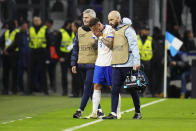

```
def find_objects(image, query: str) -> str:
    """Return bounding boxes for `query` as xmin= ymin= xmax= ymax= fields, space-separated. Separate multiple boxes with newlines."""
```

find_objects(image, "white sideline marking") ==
xmin=1 ymin=116 xmax=32 ymax=125
xmin=63 ymin=99 xmax=167 ymax=131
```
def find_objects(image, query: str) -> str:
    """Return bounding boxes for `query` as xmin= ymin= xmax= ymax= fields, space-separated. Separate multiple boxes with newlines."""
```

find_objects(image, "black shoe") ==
xmin=132 ymin=113 xmax=142 ymax=119
xmin=97 ymin=110 xmax=105 ymax=118
xmin=73 ymin=110 xmax=82 ymax=118
xmin=102 ymin=113 xmax=117 ymax=119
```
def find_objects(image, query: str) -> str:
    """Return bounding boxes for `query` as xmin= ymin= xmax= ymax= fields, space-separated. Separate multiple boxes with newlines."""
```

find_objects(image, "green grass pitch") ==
xmin=0 ymin=95 xmax=196 ymax=131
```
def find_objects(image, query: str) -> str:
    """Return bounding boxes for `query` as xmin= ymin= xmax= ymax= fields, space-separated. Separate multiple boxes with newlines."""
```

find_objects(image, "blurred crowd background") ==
xmin=0 ymin=0 xmax=196 ymax=98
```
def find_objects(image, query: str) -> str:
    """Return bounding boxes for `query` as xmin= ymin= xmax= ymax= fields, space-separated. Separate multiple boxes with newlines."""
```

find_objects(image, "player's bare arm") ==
xmin=100 ymin=37 xmax=113 ymax=49
xmin=91 ymin=38 xmax=98 ymax=49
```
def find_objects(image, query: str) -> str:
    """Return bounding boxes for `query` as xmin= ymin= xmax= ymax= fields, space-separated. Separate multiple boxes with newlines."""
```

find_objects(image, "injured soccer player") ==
xmin=85 ymin=17 xmax=121 ymax=119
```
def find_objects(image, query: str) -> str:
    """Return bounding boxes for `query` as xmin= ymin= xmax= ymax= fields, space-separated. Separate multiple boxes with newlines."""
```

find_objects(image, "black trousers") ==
xmin=72 ymin=70 xmax=83 ymax=97
xmin=112 ymin=67 xmax=140 ymax=113
xmin=18 ymin=63 xmax=28 ymax=92
xmin=60 ymin=53 xmax=72 ymax=95
xmin=28 ymin=50 xmax=48 ymax=94
xmin=151 ymin=64 xmax=164 ymax=95
xmin=47 ymin=59 xmax=57 ymax=92
xmin=2 ymin=53 xmax=18 ymax=94
xmin=141 ymin=60 xmax=153 ymax=95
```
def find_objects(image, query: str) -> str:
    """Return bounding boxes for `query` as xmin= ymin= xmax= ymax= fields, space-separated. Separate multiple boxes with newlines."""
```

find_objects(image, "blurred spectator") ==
xmin=0 ymin=21 xmax=9 ymax=36
xmin=28 ymin=17 xmax=49 ymax=95
xmin=137 ymin=24 xmax=153 ymax=96
xmin=170 ymin=24 xmax=182 ymax=40
xmin=45 ymin=19 xmax=53 ymax=30
xmin=168 ymin=50 xmax=190 ymax=98
xmin=182 ymin=30 xmax=196 ymax=52
xmin=14 ymin=19 xmax=19 ymax=28
xmin=0 ymin=21 xmax=9 ymax=86
xmin=0 ymin=22 xmax=8 ymax=83
xmin=44 ymin=19 xmax=58 ymax=92
xmin=6 ymin=21 xmax=30 ymax=93
xmin=186 ymin=0 xmax=196 ymax=37
xmin=0 ymin=36 xmax=2 ymax=68
xmin=0 ymin=20 xmax=19 ymax=94
xmin=151 ymin=27 xmax=164 ymax=96
xmin=71 ymin=21 xmax=83 ymax=97
xmin=71 ymin=21 xmax=80 ymax=33
xmin=0 ymin=37 xmax=1 ymax=72
xmin=56 ymin=20 xmax=75 ymax=96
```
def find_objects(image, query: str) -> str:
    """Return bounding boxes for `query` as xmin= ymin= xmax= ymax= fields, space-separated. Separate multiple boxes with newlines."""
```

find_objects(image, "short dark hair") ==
xmin=20 ymin=20 xmax=29 ymax=26
xmin=46 ymin=19 xmax=53 ymax=24
xmin=63 ymin=19 xmax=73 ymax=28
xmin=73 ymin=21 xmax=80 ymax=29
xmin=89 ymin=18 xmax=100 ymax=27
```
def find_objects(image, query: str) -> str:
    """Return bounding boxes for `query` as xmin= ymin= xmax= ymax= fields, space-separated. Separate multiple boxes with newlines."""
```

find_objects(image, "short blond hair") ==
xmin=108 ymin=10 xmax=121 ymax=20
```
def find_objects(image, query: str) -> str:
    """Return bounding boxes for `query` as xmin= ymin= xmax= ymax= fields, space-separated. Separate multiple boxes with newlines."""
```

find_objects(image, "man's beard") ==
xmin=113 ymin=21 xmax=119 ymax=28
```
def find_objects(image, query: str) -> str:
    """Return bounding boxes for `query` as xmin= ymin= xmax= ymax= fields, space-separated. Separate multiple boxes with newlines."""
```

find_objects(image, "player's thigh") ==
xmin=93 ymin=65 xmax=105 ymax=86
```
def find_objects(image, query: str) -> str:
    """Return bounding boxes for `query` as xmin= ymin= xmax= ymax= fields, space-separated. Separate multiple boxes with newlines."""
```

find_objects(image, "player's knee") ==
xmin=111 ymin=86 xmax=120 ymax=95
xmin=94 ymin=84 xmax=102 ymax=90
xmin=109 ymin=86 xmax=112 ymax=90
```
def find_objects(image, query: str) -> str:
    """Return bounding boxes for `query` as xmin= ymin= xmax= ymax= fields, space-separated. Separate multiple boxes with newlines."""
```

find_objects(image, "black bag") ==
xmin=124 ymin=69 xmax=149 ymax=93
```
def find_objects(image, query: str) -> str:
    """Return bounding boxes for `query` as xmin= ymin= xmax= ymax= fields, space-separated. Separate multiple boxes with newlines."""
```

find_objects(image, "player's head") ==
xmin=108 ymin=10 xmax=121 ymax=28
xmin=89 ymin=17 xmax=103 ymax=37
xmin=83 ymin=9 xmax=96 ymax=26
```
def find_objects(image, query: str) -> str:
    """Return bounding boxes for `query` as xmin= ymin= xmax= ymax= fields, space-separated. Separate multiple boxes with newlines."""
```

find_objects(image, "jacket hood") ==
xmin=122 ymin=17 xmax=132 ymax=25
xmin=117 ymin=17 xmax=132 ymax=29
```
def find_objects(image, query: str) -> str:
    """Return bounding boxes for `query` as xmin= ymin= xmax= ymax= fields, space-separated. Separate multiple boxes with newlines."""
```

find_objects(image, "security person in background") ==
xmin=56 ymin=20 xmax=75 ymax=96
xmin=0 ymin=21 xmax=19 ymax=94
xmin=28 ymin=16 xmax=49 ymax=95
xmin=6 ymin=21 xmax=30 ymax=94
xmin=137 ymin=25 xmax=153 ymax=96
